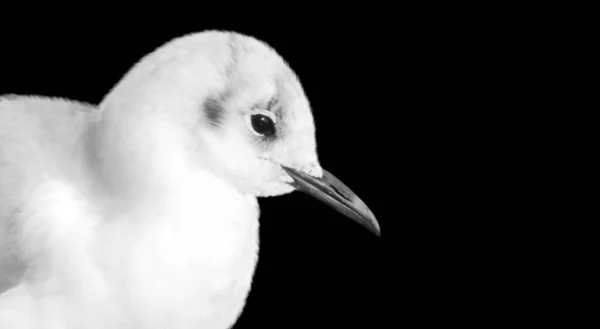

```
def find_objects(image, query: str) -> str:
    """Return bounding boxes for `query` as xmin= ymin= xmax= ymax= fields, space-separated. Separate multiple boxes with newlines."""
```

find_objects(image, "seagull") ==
xmin=0 ymin=30 xmax=380 ymax=328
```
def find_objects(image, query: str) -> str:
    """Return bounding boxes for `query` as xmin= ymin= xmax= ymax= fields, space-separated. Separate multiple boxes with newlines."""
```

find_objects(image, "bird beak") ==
xmin=282 ymin=166 xmax=381 ymax=236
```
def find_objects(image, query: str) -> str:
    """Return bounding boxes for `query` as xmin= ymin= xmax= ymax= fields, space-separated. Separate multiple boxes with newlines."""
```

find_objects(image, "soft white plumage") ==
xmin=0 ymin=30 xmax=379 ymax=328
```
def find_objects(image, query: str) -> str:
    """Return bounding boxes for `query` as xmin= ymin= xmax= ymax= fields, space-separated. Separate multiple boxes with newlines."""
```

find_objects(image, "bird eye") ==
xmin=250 ymin=114 xmax=276 ymax=137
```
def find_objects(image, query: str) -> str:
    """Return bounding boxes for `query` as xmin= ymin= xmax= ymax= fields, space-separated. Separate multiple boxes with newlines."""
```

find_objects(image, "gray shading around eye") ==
xmin=203 ymin=96 xmax=225 ymax=128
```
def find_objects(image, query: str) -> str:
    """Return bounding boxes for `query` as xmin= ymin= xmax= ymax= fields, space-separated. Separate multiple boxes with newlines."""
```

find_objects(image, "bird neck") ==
xmin=87 ymin=107 xmax=249 ymax=222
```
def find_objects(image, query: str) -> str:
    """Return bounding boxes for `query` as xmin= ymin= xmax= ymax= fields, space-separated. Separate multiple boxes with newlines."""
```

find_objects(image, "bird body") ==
xmin=0 ymin=96 xmax=260 ymax=328
xmin=0 ymin=30 xmax=379 ymax=328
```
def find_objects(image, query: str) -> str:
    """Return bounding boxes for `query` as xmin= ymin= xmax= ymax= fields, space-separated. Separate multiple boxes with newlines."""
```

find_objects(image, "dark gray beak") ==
xmin=282 ymin=166 xmax=380 ymax=236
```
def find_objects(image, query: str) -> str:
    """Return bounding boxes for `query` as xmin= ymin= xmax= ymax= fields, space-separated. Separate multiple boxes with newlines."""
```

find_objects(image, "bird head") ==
xmin=97 ymin=31 xmax=380 ymax=235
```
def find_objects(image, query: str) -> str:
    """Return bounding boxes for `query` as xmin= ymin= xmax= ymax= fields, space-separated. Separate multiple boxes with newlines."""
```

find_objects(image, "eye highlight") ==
xmin=247 ymin=110 xmax=276 ymax=137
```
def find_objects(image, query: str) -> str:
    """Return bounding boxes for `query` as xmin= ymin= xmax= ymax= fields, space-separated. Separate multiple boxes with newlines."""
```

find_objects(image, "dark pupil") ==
xmin=251 ymin=114 xmax=275 ymax=136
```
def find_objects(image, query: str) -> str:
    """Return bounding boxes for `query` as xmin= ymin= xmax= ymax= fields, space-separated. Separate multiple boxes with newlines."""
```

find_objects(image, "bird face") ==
xmin=196 ymin=44 xmax=321 ymax=199
xmin=191 ymin=35 xmax=379 ymax=235
xmin=99 ymin=31 xmax=379 ymax=235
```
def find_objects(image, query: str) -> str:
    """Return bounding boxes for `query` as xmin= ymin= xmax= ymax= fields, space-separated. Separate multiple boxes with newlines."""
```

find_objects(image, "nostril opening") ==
xmin=330 ymin=184 xmax=352 ymax=202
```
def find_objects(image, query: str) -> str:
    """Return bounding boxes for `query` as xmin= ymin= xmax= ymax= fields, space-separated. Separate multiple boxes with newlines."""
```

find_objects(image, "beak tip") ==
xmin=360 ymin=206 xmax=381 ymax=237
xmin=373 ymin=224 xmax=381 ymax=237
xmin=366 ymin=217 xmax=381 ymax=237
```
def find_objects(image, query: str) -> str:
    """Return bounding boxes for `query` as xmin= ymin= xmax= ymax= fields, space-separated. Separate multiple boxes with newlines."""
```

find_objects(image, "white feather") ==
xmin=0 ymin=30 xmax=322 ymax=328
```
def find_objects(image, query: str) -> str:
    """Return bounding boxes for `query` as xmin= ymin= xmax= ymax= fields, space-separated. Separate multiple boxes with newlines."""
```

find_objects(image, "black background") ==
xmin=1 ymin=22 xmax=400 ymax=327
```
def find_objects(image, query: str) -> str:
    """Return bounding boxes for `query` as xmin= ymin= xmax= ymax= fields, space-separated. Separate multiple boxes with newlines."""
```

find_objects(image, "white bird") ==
xmin=0 ymin=30 xmax=380 ymax=328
